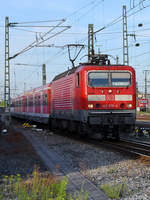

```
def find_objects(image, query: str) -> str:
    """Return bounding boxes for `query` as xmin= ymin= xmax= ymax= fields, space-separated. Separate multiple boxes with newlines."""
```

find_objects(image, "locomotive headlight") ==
xmin=108 ymin=89 xmax=112 ymax=93
xmin=88 ymin=104 xmax=94 ymax=109
xmin=127 ymin=103 xmax=132 ymax=108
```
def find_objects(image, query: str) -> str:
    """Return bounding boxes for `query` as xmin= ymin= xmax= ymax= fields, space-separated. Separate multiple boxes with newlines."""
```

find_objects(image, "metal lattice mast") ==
xmin=143 ymin=70 xmax=150 ymax=99
xmin=4 ymin=16 xmax=10 ymax=112
xmin=88 ymin=24 xmax=94 ymax=63
xmin=42 ymin=64 xmax=46 ymax=85
xmin=123 ymin=5 xmax=129 ymax=65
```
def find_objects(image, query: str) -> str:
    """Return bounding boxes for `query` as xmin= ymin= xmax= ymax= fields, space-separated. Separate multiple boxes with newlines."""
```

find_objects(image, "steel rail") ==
xmin=101 ymin=140 xmax=150 ymax=163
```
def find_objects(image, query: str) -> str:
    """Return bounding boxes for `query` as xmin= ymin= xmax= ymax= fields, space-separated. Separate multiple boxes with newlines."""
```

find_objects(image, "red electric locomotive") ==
xmin=50 ymin=55 xmax=136 ymax=139
xmin=11 ymin=55 xmax=136 ymax=139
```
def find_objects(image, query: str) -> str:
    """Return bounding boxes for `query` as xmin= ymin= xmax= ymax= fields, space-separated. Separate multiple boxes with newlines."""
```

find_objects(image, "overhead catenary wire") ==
xmin=8 ymin=0 xmax=150 ymax=60
xmin=73 ymin=0 xmax=104 ymax=23
xmin=94 ymin=0 xmax=149 ymax=34
xmin=9 ymin=19 xmax=65 ymax=25
xmin=51 ymin=0 xmax=149 ymax=62
xmin=66 ymin=0 xmax=104 ymax=19
xmin=102 ymin=40 xmax=150 ymax=53
xmin=11 ymin=27 xmax=43 ymax=33
xmin=131 ymin=50 xmax=150 ymax=58
xmin=9 ymin=19 xmax=71 ymax=60
xmin=5 ymin=1 xmax=150 ymax=86
xmin=10 ymin=25 xmax=71 ymax=28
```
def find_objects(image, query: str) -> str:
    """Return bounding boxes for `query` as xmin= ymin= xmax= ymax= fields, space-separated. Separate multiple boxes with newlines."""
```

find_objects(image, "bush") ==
xmin=0 ymin=167 xmax=89 ymax=200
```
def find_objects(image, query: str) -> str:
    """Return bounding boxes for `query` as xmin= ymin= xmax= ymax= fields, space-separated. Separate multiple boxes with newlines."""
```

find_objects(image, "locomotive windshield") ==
xmin=88 ymin=71 xmax=131 ymax=87
xmin=88 ymin=72 xmax=108 ymax=87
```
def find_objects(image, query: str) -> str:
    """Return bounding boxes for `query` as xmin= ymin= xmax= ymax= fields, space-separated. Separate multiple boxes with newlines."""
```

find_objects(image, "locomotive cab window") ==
xmin=88 ymin=72 xmax=108 ymax=87
xmin=111 ymin=72 xmax=131 ymax=87
xmin=88 ymin=71 xmax=131 ymax=87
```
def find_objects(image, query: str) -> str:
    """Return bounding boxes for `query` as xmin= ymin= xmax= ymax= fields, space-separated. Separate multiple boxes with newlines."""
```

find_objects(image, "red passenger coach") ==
xmin=11 ymin=83 xmax=51 ymax=124
xmin=50 ymin=62 xmax=136 ymax=139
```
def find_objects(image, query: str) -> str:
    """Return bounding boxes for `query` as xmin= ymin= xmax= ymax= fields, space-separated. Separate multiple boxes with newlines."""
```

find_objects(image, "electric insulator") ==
xmin=138 ymin=23 xmax=143 ymax=27
xmin=135 ymin=43 xmax=140 ymax=47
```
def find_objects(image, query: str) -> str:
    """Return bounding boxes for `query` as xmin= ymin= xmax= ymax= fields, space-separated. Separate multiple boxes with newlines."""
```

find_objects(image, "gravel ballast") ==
xmin=1 ymin=123 xmax=150 ymax=200
xmin=30 ymin=129 xmax=150 ymax=200
xmin=0 ymin=128 xmax=47 ymax=178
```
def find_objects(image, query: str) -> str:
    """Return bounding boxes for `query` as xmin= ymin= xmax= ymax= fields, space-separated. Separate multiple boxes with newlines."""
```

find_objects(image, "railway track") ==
xmin=100 ymin=139 xmax=150 ymax=163
xmin=59 ymin=130 xmax=150 ymax=163
xmin=13 ymin=118 xmax=150 ymax=164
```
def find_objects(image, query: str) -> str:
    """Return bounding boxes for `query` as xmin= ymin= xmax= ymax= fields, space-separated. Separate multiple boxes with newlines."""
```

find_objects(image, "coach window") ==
xmin=25 ymin=98 xmax=27 ymax=107
xmin=37 ymin=97 xmax=39 ymax=105
xmin=45 ymin=94 xmax=47 ymax=105
xmin=42 ymin=95 xmax=45 ymax=105
xmin=38 ymin=96 xmax=40 ymax=106
xmin=29 ymin=97 xmax=32 ymax=106
xmin=76 ymin=72 xmax=80 ymax=87
xmin=34 ymin=96 xmax=37 ymax=105
xmin=36 ymin=97 xmax=37 ymax=105
xmin=30 ymin=97 xmax=33 ymax=106
xmin=36 ymin=96 xmax=38 ymax=105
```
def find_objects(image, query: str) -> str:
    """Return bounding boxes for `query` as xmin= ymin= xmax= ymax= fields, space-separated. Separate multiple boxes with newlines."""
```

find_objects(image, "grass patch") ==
xmin=107 ymin=167 xmax=117 ymax=174
xmin=100 ymin=182 xmax=127 ymax=199
xmin=0 ymin=167 xmax=89 ymax=200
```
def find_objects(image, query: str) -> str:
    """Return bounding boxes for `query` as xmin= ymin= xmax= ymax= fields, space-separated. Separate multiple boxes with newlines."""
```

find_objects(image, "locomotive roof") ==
xmin=52 ymin=66 xmax=78 ymax=81
xmin=52 ymin=64 xmax=133 ymax=81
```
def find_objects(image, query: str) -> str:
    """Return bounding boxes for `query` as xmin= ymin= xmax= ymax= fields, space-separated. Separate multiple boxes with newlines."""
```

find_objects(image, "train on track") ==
xmin=11 ymin=54 xmax=136 ymax=139
xmin=137 ymin=98 xmax=148 ymax=112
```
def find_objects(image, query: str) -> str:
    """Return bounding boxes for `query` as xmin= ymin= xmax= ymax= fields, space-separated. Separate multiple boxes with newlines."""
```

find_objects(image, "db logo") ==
xmin=106 ymin=95 xmax=114 ymax=101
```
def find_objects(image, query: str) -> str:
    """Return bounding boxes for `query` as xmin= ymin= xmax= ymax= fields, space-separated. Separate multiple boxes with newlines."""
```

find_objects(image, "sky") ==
xmin=1 ymin=0 xmax=150 ymax=98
